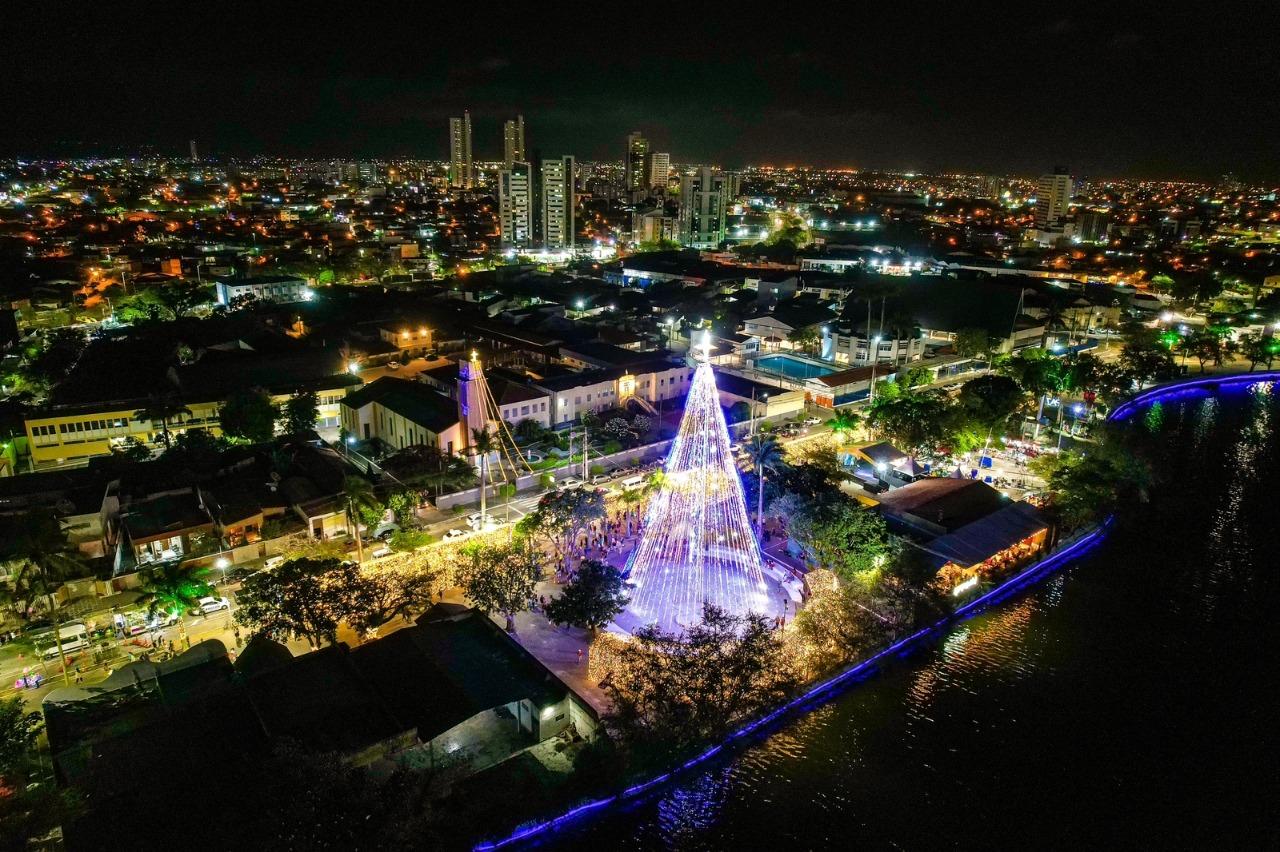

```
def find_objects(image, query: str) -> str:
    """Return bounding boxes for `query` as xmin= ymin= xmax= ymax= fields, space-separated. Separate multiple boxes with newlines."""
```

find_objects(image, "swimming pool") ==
xmin=755 ymin=354 xmax=837 ymax=380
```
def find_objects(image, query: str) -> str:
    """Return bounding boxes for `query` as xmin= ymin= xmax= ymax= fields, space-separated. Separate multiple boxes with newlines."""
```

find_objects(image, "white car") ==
xmin=465 ymin=512 xmax=484 ymax=528
xmin=557 ymin=477 xmax=584 ymax=491
xmin=371 ymin=545 xmax=392 ymax=559
xmin=803 ymin=417 xmax=821 ymax=426
xmin=197 ymin=596 xmax=230 ymax=615
xmin=444 ymin=528 xmax=467 ymax=540
xmin=590 ymin=473 xmax=611 ymax=486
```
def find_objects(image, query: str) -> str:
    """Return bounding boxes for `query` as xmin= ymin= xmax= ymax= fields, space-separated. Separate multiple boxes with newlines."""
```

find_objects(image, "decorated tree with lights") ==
xmin=624 ymin=337 xmax=771 ymax=633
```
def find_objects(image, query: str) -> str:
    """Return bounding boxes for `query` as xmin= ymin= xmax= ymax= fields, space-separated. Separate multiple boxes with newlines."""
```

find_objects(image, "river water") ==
xmin=551 ymin=382 xmax=1280 ymax=850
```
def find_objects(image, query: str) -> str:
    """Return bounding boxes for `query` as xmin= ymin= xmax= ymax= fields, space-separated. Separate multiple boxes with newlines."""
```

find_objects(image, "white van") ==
xmin=42 ymin=623 xmax=90 ymax=659
xmin=620 ymin=475 xmax=646 ymax=492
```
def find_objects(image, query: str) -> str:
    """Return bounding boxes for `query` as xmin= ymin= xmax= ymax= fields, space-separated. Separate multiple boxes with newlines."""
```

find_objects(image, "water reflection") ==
xmin=555 ymin=389 xmax=1280 ymax=851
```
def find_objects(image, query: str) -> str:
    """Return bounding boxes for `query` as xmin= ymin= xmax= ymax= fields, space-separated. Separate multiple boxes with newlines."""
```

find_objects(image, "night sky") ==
xmin=4 ymin=5 xmax=1278 ymax=179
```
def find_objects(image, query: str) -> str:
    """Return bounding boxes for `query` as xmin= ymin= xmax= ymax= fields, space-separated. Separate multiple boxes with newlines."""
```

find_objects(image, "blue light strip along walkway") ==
xmin=475 ymin=519 xmax=1114 ymax=850
xmin=1108 ymin=370 xmax=1280 ymax=422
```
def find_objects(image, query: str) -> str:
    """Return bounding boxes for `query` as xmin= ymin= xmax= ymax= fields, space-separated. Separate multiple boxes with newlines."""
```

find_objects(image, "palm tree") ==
xmin=343 ymin=475 xmax=379 ymax=564
xmin=133 ymin=393 xmax=192 ymax=449
xmin=747 ymin=434 xmax=784 ymax=542
xmin=471 ymin=426 xmax=497 ymax=528
xmin=0 ymin=510 xmax=85 ymax=683
xmin=828 ymin=410 xmax=861 ymax=442
xmin=138 ymin=562 xmax=214 ymax=619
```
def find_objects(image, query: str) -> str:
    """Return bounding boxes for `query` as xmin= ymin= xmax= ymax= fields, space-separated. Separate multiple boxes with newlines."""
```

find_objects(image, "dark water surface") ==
xmin=551 ymin=383 xmax=1280 ymax=850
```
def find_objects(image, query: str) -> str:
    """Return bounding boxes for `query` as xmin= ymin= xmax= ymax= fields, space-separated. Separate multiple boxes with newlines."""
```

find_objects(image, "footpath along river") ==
xmin=548 ymin=380 xmax=1280 ymax=850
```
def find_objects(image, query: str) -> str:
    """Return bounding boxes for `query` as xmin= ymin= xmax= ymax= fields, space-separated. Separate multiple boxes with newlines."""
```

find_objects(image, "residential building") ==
xmin=625 ymin=131 xmax=649 ymax=192
xmin=648 ymin=152 xmax=670 ymax=188
xmin=213 ymin=275 xmax=309 ymax=306
xmin=1035 ymin=168 xmax=1072 ymax=228
xmin=721 ymin=170 xmax=742 ymax=202
xmin=741 ymin=302 xmax=836 ymax=349
xmin=978 ymin=175 xmax=1004 ymax=200
xmin=498 ymin=161 xmax=533 ymax=248
xmin=449 ymin=111 xmax=473 ymax=189
xmin=632 ymin=207 xmax=678 ymax=244
xmin=679 ymin=168 xmax=728 ymax=249
xmin=823 ymin=327 xmax=926 ymax=366
xmin=503 ymin=115 xmax=525 ymax=166
xmin=528 ymin=359 xmax=693 ymax=426
xmin=1074 ymin=211 xmax=1111 ymax=243
xmin=541 ymin=156 xmax=575 ymax=250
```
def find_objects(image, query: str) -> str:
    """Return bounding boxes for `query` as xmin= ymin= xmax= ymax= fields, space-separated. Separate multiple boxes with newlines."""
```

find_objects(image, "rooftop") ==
xmin=875 ymin=477 xmax=1008 ymax=533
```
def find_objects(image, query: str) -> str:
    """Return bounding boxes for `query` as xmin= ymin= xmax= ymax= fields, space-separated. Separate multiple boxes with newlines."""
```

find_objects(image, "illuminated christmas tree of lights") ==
xmin=623 ymin=336 xmax=770 ymax=634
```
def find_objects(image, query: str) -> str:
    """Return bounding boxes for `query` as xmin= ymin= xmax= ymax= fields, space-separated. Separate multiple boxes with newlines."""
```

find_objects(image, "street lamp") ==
xmin=214 ymin=556 xmax=230 ymax=589
xmin=868 ymin=335 xmax=883 ymax=403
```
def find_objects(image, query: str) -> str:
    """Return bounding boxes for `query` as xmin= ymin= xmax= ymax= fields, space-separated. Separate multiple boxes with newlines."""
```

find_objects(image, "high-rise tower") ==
xmin=503 ymin=115 xmax=525 ymax=167
xmin=498 ymin=161 xmax=533 ymax=248
xmin=1035 ymin=167 xmax=1072 ymax=228
xmin=541 ymin=156 xmax=575 ymax=250
xmin=625 ymin=131 xmax=649 ymax=193
xmin=449 ymin=111 xmax=473 ymax=189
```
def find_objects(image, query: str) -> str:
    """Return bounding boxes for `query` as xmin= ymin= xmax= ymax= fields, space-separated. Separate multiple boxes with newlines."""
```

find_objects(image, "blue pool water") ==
xmin=755 ymin=354 xmax=836 ymax=380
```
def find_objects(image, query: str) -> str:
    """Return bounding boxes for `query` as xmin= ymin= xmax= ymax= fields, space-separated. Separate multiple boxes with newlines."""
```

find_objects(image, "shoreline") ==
xmin=474 ymin=519 xmax=1113 ymax=850
xmin=475 ymin=369 xmax=1279 ymax=850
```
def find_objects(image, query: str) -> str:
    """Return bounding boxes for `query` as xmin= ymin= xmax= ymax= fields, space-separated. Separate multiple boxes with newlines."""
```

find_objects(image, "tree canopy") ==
xmin=459 ymin=543 xmax=542 ymax=631
xmin=218 ymin=387 xmax=278 ymax=443
xmin=544 ymin=560 xmax=629 ymax=633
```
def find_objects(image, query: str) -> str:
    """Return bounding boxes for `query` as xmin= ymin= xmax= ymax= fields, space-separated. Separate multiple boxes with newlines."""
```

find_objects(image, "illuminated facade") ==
xmin=623 ymin=346 xmax=770 ymax=633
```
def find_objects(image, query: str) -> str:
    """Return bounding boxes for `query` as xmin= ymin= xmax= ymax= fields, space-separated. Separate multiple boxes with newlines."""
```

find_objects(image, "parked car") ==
xmin=803 ymin=416 xmax=822 ymax=426
xmin=372 ymin=521 xmax=399 ymax=541
xmin=388 ymin=360 xmax=402 ymax=370
xmin=444 ymin=528 xmax=467 ymax=540
xmin=197 ymin=596 xmax=231 ymax=615
xmin=264 ymin=555 xmax=285 ymax=570
xmin=465 ymin=512 xmax=484 ymax=528
xmin=370 ymin=545 xmax=392 ymax=559
xmin=590 ymin=473 xmax=611 ymax=486
xmin=557 ymin=476 xmax=584 ymax=491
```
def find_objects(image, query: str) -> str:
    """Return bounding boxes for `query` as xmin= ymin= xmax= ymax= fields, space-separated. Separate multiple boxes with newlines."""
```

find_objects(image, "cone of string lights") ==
xmin=622 ymin=333 xmax=770 ymax=634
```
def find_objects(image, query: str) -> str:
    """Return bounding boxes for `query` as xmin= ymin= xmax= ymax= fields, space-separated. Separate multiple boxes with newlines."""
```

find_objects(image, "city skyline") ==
xmin=2 ymin=7 xmax=1279 ymax=180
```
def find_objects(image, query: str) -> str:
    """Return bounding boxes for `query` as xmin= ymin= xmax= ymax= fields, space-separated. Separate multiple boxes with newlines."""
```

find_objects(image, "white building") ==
xmin=214 ymin=275 xmax=309 ymax=305
xmin=823 ymin=328 xmax=926 ymax=366
xmin=541 ymin=156 xmax=575 ymax=250
xmin=532 ymin=360 xmax=693 ymax=427
xmin=449 ymin=111 xmax=473 ymax=189
xmin=648 ymin=152 xmax=670 ymax=188
xmin=679 ymin=167 xmax=728 ymax=249
xmin=498 ymin=162 xmax=533 ymax=248
xmin=1035 ymin=170 xmax=1072 ymax=228
xmin=503 ymin=115 xmax=525 ymax=167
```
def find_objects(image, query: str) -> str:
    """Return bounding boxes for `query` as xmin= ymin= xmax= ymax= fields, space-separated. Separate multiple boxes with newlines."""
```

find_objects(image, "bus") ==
xmin=40 ymin=622 xmax=89 ymax=659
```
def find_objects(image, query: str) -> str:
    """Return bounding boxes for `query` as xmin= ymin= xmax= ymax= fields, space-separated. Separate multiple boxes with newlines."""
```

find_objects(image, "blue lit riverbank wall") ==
xmin=477 ymin=370 xmax=1280 ymax=850
xmin=1108 ymin=370 xmax=1280 ymax=422
xmin=474 ymin=520 xmax=1114 ymax=850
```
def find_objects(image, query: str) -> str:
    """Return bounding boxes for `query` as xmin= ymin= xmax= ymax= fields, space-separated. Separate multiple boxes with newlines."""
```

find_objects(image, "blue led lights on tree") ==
xmin=624 ymin=335 xmax=770 ymax=633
